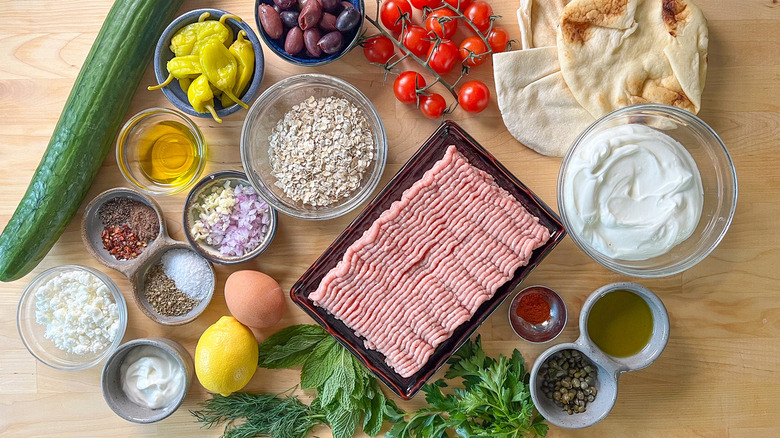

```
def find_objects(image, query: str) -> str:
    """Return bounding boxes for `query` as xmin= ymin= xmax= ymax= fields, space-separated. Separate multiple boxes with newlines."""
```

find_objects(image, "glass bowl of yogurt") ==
xmin=557 ymin=104 xmax=738 ymax=277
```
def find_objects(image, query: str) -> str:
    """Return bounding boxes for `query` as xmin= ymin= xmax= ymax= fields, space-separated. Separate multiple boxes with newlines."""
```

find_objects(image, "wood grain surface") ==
xmin=1 ymin=0 xmax=778 ymax=437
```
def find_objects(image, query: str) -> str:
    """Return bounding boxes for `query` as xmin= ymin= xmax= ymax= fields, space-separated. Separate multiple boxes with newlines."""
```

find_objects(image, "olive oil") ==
xmin=136 ymin=120 xmax=200 ymax=187
xmin=587 ymin=290 xmax=653 ymax=357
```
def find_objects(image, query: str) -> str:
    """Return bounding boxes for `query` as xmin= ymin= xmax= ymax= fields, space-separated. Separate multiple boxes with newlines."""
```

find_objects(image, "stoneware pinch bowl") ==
xmin=529 ymin=282 xmax=670 ymax=429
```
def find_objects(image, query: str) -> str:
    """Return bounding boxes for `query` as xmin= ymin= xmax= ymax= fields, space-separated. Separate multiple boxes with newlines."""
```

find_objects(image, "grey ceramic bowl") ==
xmin=131 ymin=243 xmax=215 ymax=326
xmin=101 ymin=338 xmax=194 ymax=423
xmin=183 ymin=170 xmax=278 ymax=265
xmin=81 ymin=188 xmax=215 ymax=325
xmin=153 ymin=8 xmax=265 ymax=120
xmin=529 ymin=282 xmax=670 ymax=429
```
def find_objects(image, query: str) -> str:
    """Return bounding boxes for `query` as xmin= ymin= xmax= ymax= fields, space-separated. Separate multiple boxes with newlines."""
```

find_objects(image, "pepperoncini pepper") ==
xmin=188 ymin=74 xmax=222 ymax=123
xmin=179 ymin=77 xmax=192 ymax=94
xmin=221 ymin=30 xmax=254 ymax=108
xmin=148 ymin=55 xmax=203 ymax=90
xmin=198 ymin=39 xmax=248 ymax=109
xmin=170 ymin=13 xmax=242 ymax=56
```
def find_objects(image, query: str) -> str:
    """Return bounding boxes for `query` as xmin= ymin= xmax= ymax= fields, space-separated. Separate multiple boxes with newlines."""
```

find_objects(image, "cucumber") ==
xmin=0 ymin=0 xmax=183 ymax=282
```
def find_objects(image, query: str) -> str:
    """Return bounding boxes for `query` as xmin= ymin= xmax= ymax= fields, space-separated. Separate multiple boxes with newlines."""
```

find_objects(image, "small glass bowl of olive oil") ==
xmin=116 ymin=108 xmax=207 ymax=196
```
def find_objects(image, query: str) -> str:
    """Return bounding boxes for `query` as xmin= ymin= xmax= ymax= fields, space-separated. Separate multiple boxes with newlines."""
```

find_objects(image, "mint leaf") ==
xmin=300 ymin=336 xmax=337 ymax=389
xmin=319 ymin=347 xmax=355 ymax=407
xmin=257 ymin=325 xmax=328 ymax=369
xmin=362 ymin=380 xmax=386 ymax=435
xmin=326 ymin=404 xmax=361 ymax=438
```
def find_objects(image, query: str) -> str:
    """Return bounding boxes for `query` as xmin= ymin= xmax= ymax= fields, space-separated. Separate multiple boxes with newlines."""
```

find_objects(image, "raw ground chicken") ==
xmin=310 ymin=146 xmax=551 ymax=377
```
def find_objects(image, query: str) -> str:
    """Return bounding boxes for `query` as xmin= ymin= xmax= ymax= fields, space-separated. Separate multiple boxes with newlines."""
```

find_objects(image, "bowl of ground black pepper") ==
xmin=132 ymin=244 xmax=215 ymax=325
xmin=82 ymin=188 xmax=167 ymax=276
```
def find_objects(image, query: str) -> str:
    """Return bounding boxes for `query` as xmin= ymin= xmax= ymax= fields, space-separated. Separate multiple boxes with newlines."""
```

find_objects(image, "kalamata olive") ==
xmin=297 ymin=0 xmax=309 ymax=9
xmin=284 ymin=26 xmax=305 ymax=54
xmin=341 ymin=1 xmax=355 ymax=10
xmin=321 ymin=0 xmax=342 ymax=13
xmin=317 ymin=30 xmax=343 ymax=54
xmin=273 ymin=4 xmax=282 ymax=13
xmin=304 ymin=28 xmax=323 ymax=57
xmin=336 ymin=6 xmax=361 ymax=31
xmin=258 ymin=4 xmax=284 ymax=39
xmin=298 ymin=0 xmax=323 ymax=30
xmin=273 ymin=0 xmax=298 ymax=9
xmin=319 ymin=12 xmax=338 ymax=31
xmin=280 ymin=10 xmax=300 ymax=29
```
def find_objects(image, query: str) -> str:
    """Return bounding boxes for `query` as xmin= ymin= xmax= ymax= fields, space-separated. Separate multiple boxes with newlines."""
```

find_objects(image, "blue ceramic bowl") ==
xmin=254 ymin=0 xmax=364 ymax=66
xmin=153 ymin=8 xmax=265 ymax=120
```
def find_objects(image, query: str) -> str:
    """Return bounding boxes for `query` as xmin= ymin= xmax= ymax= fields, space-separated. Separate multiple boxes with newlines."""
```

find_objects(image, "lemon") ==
xmin=195 ymin=316 xmax=258 ymax=396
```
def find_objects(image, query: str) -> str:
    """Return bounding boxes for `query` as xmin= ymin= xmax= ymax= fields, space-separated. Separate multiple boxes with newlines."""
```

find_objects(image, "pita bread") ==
xmin=494 ymin=47 xmax=596 ymax=157
xmin=517 ymin=0 xmax=570 ymax=49
xmin=557 ymin=0 xmax=708 ymax=118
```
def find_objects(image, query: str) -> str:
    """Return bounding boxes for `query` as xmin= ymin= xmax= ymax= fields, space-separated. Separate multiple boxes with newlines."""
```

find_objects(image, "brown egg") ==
xmin=224 ymin=270 xmax=286 ymax=329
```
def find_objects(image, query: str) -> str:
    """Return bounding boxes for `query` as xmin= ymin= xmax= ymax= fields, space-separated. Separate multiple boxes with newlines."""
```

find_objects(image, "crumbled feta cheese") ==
xmin=34 ymin=269 xmax=120 ymax=355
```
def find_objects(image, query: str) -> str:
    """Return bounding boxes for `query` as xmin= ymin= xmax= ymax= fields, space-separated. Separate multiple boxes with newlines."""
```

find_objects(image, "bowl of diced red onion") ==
xmin=183 ymin=170 xmax=278 ymax=265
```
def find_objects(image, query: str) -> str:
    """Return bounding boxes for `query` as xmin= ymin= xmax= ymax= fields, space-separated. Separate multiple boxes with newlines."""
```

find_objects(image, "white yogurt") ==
xmin=120 ymin=345 xmax=185 ymax=410
xmin=562 ymin=124 xmax=703 ymax=260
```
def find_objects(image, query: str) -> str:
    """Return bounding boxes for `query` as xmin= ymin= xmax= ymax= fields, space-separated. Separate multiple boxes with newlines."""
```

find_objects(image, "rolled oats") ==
xmin=268 ymin=96 xmax=375 ymax=207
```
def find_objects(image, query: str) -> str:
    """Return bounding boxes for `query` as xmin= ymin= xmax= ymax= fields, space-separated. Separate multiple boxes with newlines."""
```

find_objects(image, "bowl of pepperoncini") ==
xmin=150 ymin=8 xmax=265 ymax=123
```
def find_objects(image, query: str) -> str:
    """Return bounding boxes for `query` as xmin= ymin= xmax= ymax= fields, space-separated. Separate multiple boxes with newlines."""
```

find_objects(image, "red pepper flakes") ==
xmin=101 ymin=224 xmax=146 ymax=260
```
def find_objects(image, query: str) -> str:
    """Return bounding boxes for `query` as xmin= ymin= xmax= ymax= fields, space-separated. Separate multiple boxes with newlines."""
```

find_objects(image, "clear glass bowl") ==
xmin=116 ymin=108 xmax=207 ymax=196
xmin=17 ymin=265 xmax=128 ymax=371
xmin=240 ymin=74 xmax=387 ymax=220
xmin=557 ymin=104 xmax=738 ymax=277
xmin=183 ymin=170 xmax=278 ymax=264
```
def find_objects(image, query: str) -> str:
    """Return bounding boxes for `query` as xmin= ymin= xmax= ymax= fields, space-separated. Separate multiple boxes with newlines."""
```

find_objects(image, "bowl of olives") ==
xmin=254 ymin=0 xmax=364 ymax=66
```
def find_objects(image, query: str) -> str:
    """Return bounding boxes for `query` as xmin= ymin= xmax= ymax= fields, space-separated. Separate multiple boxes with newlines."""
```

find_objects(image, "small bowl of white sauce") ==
xmin=101 ymin=338 xmax=193 ymax=423
xmin=558 ymin=104 xmax=738 ymax=277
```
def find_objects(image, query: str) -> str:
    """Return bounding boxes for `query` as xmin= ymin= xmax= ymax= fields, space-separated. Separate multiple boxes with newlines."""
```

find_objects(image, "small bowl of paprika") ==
xmin=509 ymin=285 xmax=567 ymax=343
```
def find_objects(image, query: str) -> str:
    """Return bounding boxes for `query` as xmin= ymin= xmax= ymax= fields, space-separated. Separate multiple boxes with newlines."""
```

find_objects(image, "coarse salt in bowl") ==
xmin=17 ymin=265 xmax=128 ymax=371
xmin=183 ymin=170 xmax=278 ymax=265
xmin=240 ymin=73 xmax=387 ymax=220
xmin=132 ymin=245 xmax=215 ymax=326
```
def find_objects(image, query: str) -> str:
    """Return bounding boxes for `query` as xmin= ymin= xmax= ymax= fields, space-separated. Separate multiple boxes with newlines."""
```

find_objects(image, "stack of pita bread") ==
xmin=494 ymin=0 xmax=709 ymax=156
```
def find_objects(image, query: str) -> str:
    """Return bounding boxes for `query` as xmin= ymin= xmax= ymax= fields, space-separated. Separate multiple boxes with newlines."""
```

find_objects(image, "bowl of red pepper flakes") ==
xmin=509 ymin=285 xmax=567 ymax=343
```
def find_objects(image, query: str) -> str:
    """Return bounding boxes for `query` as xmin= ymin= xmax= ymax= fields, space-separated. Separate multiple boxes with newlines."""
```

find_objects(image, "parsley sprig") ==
xmin=386 ymin=336 xmax=548 ymax=438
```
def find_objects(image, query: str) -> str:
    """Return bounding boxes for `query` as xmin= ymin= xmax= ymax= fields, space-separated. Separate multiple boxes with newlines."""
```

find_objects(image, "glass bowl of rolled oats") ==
xmin=240 ymin=73 xmax=387 ymax=220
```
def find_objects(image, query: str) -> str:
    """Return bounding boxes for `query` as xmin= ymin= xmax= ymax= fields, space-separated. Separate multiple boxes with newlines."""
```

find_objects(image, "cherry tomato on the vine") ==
xmin=425 ymin=8 xmax=458 ymax=39
xmin=402 ymin=25 xmax=432 ymax=58
xmin=459 ymin=37 xmax=488 ymax=67
xmin=487 ymin=26 xmax=510 ymax=53
xmin=458 ymin=80 xmax=490 ymax=113
xmin=409 ymin=0 xmax=442 ymax=9
xmin=442 ymin=0 xmax=471 ymax=11
xmin=394 ymin=71 xmax=426 ymax=104
xmin=426 ymin=40 xmax=459 ymax=75
xmin=380 ymin=0 xmax=413 ymax=33
xmin=463 ymin=1 xmax=493 ymax=33
xmin=419 ymin=93 xmax=447 ymax=119
xmin=362 ymin=35 xmax=395 ymax=64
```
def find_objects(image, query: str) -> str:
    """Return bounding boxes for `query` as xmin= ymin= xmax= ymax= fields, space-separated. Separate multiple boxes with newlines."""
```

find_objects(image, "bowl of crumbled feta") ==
xmin=240 ymin=73 xmax=387 ymax=220
xmin=17 ymin=265 xmax=127 ymax=371
xmin=183 ymin=170 xmax=277 ymax=264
